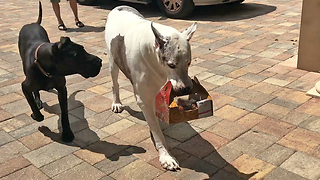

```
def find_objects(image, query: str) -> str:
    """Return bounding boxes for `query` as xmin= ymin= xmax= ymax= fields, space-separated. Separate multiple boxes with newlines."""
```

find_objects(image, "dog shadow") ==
xmin=38 ymin=90 xmax=146 ymax=161
xmin=126 ymin=109 xmax=256 ymax=179
xmin=65 ymin=25 xmax=105 ymax=33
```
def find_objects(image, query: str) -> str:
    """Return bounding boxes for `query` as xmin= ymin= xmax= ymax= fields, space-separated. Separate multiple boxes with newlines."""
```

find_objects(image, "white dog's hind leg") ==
xmin=136 ymin=93 xmax=180 ymax=170
xmin=109 ymin=55 xmax=124 ymax=113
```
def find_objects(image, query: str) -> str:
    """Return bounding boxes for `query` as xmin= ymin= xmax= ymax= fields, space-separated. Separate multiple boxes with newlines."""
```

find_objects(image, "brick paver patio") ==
xmin=1 ymin=0 xmax=320 ymax=179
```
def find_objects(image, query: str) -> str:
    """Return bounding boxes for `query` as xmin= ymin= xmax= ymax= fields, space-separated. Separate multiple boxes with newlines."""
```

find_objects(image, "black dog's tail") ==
xmin=36 ymin=1 xmax=42 ymax=24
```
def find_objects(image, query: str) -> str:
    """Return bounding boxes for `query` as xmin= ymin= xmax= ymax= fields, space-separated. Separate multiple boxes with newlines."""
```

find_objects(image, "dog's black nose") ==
xmin=94 ymin=58 xmax=102 ymax=67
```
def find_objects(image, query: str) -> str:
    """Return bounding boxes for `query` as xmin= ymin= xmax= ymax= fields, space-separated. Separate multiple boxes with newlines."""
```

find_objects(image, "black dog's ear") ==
xmin=52 ymin=42 xmax=59 ymax=56
xmin=58 ymin=36 xmax=71 ymax=49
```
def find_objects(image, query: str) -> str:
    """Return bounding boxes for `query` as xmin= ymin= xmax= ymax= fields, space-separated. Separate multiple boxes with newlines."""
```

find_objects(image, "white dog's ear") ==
xmin=151 ymin=22 xmax=166 ymax=49
xmin=182 ymin=22 xmax=197 ymax=41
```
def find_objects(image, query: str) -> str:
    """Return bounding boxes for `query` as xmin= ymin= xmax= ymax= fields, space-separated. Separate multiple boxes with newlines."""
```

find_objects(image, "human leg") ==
xmin=51 ymin=0 xmax=67 ymax=30
xmin=69 ymin=0 xmax=84 ymax=27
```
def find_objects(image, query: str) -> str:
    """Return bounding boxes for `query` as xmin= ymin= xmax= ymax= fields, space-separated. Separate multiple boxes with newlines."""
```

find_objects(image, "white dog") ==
xmin=105 ymin=6 xmax=197 ymax=170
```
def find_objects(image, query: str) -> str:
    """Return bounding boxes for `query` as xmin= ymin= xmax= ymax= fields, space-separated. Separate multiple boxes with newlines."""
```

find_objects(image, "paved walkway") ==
xmin=1 ymin=0 xmax=320 ymax=179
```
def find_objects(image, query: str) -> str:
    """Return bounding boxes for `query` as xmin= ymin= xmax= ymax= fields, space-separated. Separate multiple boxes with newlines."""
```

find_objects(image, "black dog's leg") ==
xmin=33 ymin=91 xmax=43 ymax=110
xmin=56 ymin=85 xmax=74 ymax=142
xmin=22 ymin=81 xmax=44 ymax=122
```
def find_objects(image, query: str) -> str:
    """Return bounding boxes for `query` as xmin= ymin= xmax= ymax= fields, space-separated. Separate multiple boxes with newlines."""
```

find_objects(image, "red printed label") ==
xmin=155 ymin=81 xmax=172 ymax=124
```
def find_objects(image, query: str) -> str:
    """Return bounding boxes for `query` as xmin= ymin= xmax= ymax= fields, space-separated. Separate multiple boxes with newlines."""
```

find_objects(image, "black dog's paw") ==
xmin=31 ymin=113 xmax=44 ymax=122
xmin=62 ymin=131 xmax=75 ymax=143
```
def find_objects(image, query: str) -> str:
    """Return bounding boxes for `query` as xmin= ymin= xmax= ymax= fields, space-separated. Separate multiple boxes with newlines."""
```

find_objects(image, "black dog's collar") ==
xmin=34 ymin=43 xmax=52 ymax=78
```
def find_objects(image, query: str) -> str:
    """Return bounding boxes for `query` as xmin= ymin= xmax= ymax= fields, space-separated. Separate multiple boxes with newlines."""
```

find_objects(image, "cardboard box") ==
xmin=155 ymin=77 xmax=213 ymax=124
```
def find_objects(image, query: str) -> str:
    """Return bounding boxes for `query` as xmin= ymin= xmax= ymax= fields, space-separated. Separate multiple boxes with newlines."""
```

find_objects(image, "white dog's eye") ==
xmin=168 ymin=63 xmax=176 ymax=69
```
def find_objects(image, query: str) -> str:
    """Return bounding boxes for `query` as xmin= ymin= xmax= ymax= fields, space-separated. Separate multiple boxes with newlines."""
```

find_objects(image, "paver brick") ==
xmin=1 ymin=165 xmax=49 ymax=180
xmin=209 ymin=170 xmax=243 ymax=180
xmin=281 ymin=152 xmax=320 ymax=180
xmin=253 ymin=118 xmax=296 ymax=138
xmin=23 ymin=142 xmax=79 ymax=168
xmin=213 ymin=84 xmax=244 ymax=96
xmin=164 ymin=122 xmax=202 ymax=142
xmin=237 ymin=113 xmax=267 ymax=128
xmin=299 ymin=115 xmax=320 ymax=133
xmin=0 ymin=114 xmax=34 ymax=133
xmin=0 ymin=109 xmax=13 ymax=122
xmin=83 ymin=96 xmax=112 ymax=113
xmin=0 ymin=130 xmax=14 ymax=145
xmin=178 ymin=131 xmax=228 ymax=159
xmin=208 ymin=120 xmax=249 ymax=140
xmin=234 ymin=89 xmax=275 ymax=105
xmin=126 ymin=139 xmax=158 ymax=162
xmin=257 ymin=144 xmax=295 ymax=166
xmin=114 ymin=124 xmax=150 ymax=144
xmin=255 ymin=103 xmax=291 ymax=120
xmin=110 ymin=160 xmax=163 ymax=180
xmin=214 ymin=105 xmax=248 ymax=122
xmin=168 ymin=156 xmax=219 ymax=180
xmin=52 ymin=162 xmax=105 ymax=180
xmin=270 ymin=97 xmax=301 ymax=109
xmin=249 ymin=82 xmax=282 ymax=94
xmin=0 ymin=141 xmax=29 ymax=164
xmin=227 ymin=154 xmax=276 ymax=180
xmin=230 ymin=99 xmax=261 ymax=112
xmin=95 ymin=151 xmax=137 ymax=175
xmin=0 ymin=99 xmax=31 ymax=116
xmin=0 ymin=93 xmax=23 ymax=106
xmin=296 ymin=100 xmax=320 ymax=117
xmin=208 ymin=91 xmax=236 ymax=109
xmin=274 ymin=88 xmax=311 ymax=104
xmin=204 ymin=75 xmax=233 ymax=86
xmin=190 ymin=116 xmax=223 ymax=130
xmin=18 ymin=131 xmax=52 ymax=150
xmin=278 ymin=128 xmax=320 ymax=154
xmin=0 ymin=156 xmax=31 ymax=178
xmin=239 ymin=73 xmax=268 ymax=83
xmin=228 ymin=79 xmax=255 ymax=88
xmin=87 ymin=110 xmax=122 ymax=129
xmin=225 ymin=130 xmax=279 ymax=157
xmin=281 ymin=111 xmax=311 ymax=125
xmin=100 ymin=118 xmax=135 ymax=135
xmin=40 ymin=154 xmax=83 ymax=178
xmin=264 ymin=167 xmax=308 ymax=180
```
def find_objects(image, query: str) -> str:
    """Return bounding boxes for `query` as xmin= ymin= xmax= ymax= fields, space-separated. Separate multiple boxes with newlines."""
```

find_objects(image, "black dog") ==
xmin=18 ymin=2 xmax=102 ymax=142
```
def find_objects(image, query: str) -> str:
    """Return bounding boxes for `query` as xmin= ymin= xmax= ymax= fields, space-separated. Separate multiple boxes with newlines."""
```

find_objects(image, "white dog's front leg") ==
xmin=109 ymin=55 xmax=124 ymax=113
xmin=137 ymin=95 xmax=180 ymax=171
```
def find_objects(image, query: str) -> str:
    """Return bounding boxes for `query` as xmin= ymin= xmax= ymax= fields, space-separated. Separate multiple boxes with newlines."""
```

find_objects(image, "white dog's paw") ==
xmin=159 ymin=153 xmax=180 ymax=171
xmin=112 ymin=102 xmax=124 ymax=113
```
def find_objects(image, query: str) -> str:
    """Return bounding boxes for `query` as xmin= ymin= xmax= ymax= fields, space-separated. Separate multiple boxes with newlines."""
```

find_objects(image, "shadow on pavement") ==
xmin=190 ymin=3 xmax=277 ymax=22
xmin=81 ymin=0 xmax=276 ymax=22
xmin=126 ymin=108 xmax=256 ymax=178
xmin=38 ymin=90 xmax=146 ymax=161
xmin=66 ymin=25 xmax=105 ymax=33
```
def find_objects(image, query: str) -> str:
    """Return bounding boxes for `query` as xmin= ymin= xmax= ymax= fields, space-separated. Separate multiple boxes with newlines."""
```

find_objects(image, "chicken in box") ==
xmin=155 ymin=77 xmax=213 ymax=124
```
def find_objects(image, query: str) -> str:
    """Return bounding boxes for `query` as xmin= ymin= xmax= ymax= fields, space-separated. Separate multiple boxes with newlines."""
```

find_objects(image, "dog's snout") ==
xmin=92 ymin=58 xmax=102 ymax=67
xmin=95 ymin=58 xmax=102 ymax=66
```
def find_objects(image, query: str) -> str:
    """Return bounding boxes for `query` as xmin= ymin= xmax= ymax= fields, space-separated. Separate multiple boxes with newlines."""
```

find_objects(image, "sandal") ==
xmin=75 ymin=21 xmax=84 ymax=28
xmin=58 ymin=24 xmax=67 ymax=31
